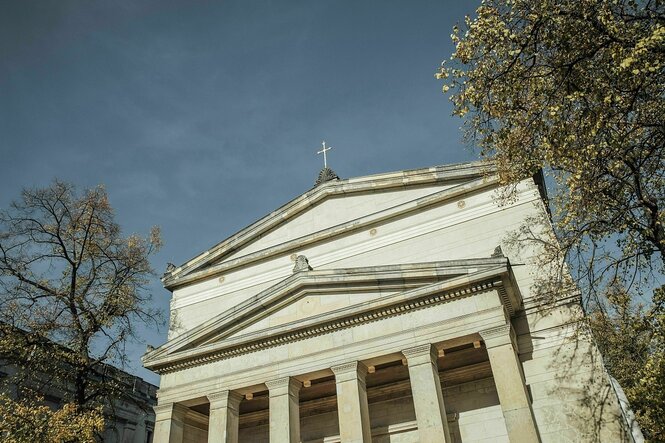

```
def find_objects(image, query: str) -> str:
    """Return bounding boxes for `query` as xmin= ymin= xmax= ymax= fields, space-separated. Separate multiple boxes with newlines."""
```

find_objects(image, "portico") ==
xmin=152 ymin=324 xmax=538 ymax=442
xmin=147 ymin=257 xmax=539 ymax=442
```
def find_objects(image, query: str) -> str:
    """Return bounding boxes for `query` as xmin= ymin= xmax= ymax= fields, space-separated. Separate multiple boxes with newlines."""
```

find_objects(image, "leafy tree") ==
xmin=0 ymin=181 xmax=161 ymax=413
xmin=438 ymin=1 xmax=665 ymax=437
xmin=0 ymin=393 xmax=104 ymax=443
xmin=437 ymin=0 xmax=665 ymax=300
xmin=588 ymin=285 xmax=665 ymax=441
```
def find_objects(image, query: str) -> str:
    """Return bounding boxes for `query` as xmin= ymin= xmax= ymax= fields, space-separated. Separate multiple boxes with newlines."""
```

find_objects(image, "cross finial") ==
xmin=317 ymin=141 xmax=332 ymax=168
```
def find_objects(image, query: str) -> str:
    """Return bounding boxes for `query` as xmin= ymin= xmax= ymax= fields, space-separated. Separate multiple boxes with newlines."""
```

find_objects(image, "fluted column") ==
xmin=481 ymin=324 xmax=541 ymax=443
xmin=153 ymin=403 xmax=187 ymax=443
xmin=402 ymin=344 xmax=452 ymax=443
xmin=331 ymin=361 xmax=372 ymax=443
xmin=207 ymin=390 xmax=243 ymax=443
xmin=266 ymin=377 xmax=302 ymax=443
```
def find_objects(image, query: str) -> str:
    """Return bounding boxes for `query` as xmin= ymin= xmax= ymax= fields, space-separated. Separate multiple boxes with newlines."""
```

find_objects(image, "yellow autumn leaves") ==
xmin=0 ymin=394 xmax=104 ymax=443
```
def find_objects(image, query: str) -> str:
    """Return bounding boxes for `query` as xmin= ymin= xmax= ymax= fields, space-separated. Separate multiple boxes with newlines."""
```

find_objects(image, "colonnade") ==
xmin=154 ymin=324 xmax=540 ymax=443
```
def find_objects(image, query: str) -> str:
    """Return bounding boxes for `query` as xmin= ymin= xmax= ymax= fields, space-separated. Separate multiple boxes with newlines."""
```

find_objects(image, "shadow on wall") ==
xmin=538 ymin=315 xmax=638 ymax=442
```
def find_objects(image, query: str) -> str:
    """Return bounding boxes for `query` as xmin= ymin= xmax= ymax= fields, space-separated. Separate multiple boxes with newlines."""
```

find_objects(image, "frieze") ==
xmin=152 ymin=279 xmax=499 ymax=374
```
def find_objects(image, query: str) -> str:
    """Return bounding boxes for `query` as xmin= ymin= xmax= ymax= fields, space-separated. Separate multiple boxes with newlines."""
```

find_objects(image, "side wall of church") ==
xmin=518 ymin=303 xmax=630 ymax=441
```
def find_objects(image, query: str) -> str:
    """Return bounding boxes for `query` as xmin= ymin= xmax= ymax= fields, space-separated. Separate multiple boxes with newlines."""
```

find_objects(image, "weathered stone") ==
xmin=315 ymin=167 xmax=340 ymax=186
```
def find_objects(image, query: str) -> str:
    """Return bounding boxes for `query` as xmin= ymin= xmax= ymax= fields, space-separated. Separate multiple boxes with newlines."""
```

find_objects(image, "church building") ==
xmin=143 ymin=161 xmax=635 ymax=442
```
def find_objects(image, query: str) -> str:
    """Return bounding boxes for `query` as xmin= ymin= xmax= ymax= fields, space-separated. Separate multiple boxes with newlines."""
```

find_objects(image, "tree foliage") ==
xmin=0 ymin=181 xmax=161 ymax=410
xmin=438 ymin=0 xmax=665 ymax=298
xmin=588 ymin=285 xmax=665 ymax=441
xmin=439 ymin=1 xmax=665 ymax=437
xmin=0 ymin=393 xmax=104 ymax=443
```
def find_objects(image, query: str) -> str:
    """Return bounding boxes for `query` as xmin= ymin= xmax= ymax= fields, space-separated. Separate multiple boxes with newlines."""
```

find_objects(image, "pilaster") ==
xmin=266 ymin=377 xmax=302 ymax=443
xmin=402 ymin=344 xmax=452 ymax=443
xmin=331 ymin=361 xmax=372 ymax=443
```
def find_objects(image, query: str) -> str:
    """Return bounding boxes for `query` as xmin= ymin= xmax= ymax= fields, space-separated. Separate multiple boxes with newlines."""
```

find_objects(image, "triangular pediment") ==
xmin=161 ymin=162 xmax=497 ymax=290
xmin=143 ymin=258 xmax=521 ymax=373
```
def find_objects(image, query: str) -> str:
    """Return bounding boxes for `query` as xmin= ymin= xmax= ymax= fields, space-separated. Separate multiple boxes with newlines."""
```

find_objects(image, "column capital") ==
xmin=331 ymin=361 xmax=368 ymax=383
xmin=480 ymin=324 xmax=517 ymax=349
xmin=402 ymin=343 xmax=438 ymax=365
xmin=208 ymin=390 xmax=243 ymax=411
xmin=266 ymin=376 xmax=302 ymax=397
xmin=153 ymin=403 xmax=188 ymax=421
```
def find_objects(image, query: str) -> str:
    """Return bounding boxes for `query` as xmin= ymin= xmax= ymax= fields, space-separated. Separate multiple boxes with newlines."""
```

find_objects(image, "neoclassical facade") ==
xmin=143 ymin=162 xmax=633 ymax=442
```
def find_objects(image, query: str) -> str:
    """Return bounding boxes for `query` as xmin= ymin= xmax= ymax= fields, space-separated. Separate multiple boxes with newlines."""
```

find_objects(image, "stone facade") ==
xmin=144 ymin=162 xmax=635 ymax=442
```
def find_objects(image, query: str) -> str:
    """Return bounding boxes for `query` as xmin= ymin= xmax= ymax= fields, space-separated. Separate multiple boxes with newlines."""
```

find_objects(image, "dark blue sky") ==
xmin=1 ymin=1 xmax=479 ymax=384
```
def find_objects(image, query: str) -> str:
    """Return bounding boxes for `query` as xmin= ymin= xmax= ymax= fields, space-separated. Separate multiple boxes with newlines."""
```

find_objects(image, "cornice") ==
xmin=145 ymin=273 xmax=504 ymax=375
xmin=162 ymin=162 xmax=499 ymax=289
xmin=146 ymin=259 xmax=510 ymax=361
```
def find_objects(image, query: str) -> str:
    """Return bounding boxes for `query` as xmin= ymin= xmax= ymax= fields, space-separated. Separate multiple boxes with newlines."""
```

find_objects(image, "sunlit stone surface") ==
xmin=144 ymin=162 xmax=635 ymax=442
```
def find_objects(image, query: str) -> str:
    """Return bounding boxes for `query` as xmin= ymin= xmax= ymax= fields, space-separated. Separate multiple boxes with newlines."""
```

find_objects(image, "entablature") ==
xmin=144 ymin=259 xmax=522 ymax=375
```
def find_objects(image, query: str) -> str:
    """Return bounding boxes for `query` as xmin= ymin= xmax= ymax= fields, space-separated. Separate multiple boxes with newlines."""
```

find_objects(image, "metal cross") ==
xmin=317 ymin=141 xmax=332 ymax=168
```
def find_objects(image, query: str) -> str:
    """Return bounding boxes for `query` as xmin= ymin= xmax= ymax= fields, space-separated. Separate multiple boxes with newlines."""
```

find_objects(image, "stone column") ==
xmin=121 ymin=422 xmax=135 ymax=443
xmin=480 ymin=324 xmax=541 ymax=443
xmin=402 ymin=344 xmax=452 ymax=443
xmin=207 ymin=390 xmax=243 ymax=443
xmin=153 ymin=403 xmax=187 ymax=443
xmin=266 ymin=377 xmax=302 ymax=443
xmin=131 ymin=416 xmax=147 ymax=443
xmin=331 ymin=361 xmax=372 ymax=443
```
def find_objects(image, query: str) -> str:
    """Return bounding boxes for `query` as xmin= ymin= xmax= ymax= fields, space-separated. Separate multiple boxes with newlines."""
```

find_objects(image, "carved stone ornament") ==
xmin=491 ymin=245 xmax=505 ymax=258
xmin=331 ymin=361 xmax=368 ymax=377
xmin=293 ymin=255 xmax=313 ymax=273
xmin=315 ymin=167 xmax=340 ymax=186
xmin=402 ymin=343 xmax=436 ymax=360
xmin=207 ymin=390 xmax=243 ymax=411
xmin=165 ymin=262 xmax=176 ymax=274
xmin=265 ymin=377 xmax=302 ymax=396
